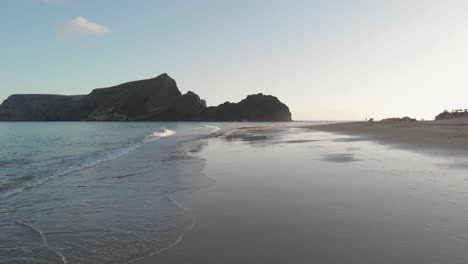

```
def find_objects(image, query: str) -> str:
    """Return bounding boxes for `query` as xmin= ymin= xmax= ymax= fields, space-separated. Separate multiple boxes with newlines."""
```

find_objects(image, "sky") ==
xmin=1 ymin=0 xmax=468 ymax=120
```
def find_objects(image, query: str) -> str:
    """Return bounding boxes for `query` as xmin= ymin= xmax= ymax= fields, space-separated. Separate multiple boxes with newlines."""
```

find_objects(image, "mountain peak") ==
xmin=155 ymin=73 xmax=171 ymax=80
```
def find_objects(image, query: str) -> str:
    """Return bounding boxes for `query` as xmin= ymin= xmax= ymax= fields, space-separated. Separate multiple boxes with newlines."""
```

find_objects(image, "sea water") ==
xmin=0 ymin=122 xmax=233 ymax=264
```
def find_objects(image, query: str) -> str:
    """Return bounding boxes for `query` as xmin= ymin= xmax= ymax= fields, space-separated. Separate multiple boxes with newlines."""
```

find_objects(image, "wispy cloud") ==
xmin=64 ymin=16 xmax=111 ymax=35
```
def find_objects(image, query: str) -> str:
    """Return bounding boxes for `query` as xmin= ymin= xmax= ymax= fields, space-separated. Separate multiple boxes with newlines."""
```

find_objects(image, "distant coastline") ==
xmin=290 ymin=119 xmax=468 ymax=158
xmin=435 ymin=109 xmax=468 ymax=120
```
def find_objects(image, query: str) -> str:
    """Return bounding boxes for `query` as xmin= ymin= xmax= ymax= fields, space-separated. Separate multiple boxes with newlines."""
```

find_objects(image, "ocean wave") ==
xmin=143 ymin=128 xmax=176 ymax=142
xmin=0 ymin=129 xmax=176 ymax=199
xmin=0 ymin=144 xmax=139 ymax=199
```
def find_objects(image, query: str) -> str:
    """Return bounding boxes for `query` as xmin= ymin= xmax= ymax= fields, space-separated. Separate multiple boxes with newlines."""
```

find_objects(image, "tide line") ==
xmin=14 ymin=220 xmax=68 ymax=264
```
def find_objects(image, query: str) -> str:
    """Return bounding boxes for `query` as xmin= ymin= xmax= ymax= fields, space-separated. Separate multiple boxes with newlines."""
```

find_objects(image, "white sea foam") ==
xmin=143 ymin=129 xmax=176 ymax=142
xmin=153 ymin=129 xmax=176 ymax=138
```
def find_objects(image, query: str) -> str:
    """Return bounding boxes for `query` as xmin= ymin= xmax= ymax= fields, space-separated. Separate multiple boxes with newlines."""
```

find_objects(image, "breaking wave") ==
xmin=143 ymin=129 xmax=176 ymax=142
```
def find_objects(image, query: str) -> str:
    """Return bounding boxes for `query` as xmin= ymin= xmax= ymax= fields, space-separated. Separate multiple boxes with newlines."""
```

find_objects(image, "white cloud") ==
xmin=64 ymin=16 xmax=111 ymax=35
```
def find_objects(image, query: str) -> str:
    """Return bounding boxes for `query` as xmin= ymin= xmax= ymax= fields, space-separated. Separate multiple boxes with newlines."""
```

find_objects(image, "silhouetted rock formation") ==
xmin=201 ymin=94 xmax=292 ymax=121
xmin=435 ymin=109 xmax=468 ymax=120
xmin=0 ymin=94 xmax=85 ymax=121
xmin=0 ymin=74 xmax=292 ymax=122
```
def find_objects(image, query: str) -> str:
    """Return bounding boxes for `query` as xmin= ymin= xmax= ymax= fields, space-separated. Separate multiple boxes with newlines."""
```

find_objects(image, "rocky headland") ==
xmin=0 ymin=74 xmax=292 ymax=122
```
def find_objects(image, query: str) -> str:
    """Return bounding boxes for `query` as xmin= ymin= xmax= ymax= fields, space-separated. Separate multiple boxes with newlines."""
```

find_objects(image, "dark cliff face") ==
xmin=201 ymin=93 xmax=292 ymax=121
xmin=0 ymin=94 xmax=84 ymax=121
xmin=77 ymin=73 xmax=184 ymax=121
xmin=0 ymin=74 xmax=292 ymax=122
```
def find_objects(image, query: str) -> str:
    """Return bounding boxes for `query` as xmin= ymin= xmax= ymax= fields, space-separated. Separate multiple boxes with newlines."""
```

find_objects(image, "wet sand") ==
xmin=135 ymin=124 xmax=468 ymax=264
xmin=302 ymin=120 xmax=468 ymax=158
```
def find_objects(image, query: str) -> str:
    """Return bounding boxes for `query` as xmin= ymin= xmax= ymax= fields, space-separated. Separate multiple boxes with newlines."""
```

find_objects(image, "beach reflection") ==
xmin=153 ymin=126 xmax=468 ymax=264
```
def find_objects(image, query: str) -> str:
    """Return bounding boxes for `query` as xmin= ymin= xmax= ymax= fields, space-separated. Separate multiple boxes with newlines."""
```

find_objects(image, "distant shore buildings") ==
xmin=435 ymin=109 xmax=468 ymax=120
xmin=380 ymin=117 xmax=417 ymax=123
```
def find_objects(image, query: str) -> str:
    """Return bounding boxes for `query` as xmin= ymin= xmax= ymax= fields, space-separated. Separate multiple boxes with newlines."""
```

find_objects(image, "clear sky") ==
xmin=1 ymin=0 xmax=468 ymax=120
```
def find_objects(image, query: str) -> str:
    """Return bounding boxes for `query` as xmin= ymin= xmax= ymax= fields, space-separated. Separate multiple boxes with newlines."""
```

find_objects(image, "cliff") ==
xmin=0 ymin=74 xmax=292 ymax=122
xmin=200 ymin=93 xmax=292 ymax=121
xmin=0 ymin=94 xmax=84 ymax=121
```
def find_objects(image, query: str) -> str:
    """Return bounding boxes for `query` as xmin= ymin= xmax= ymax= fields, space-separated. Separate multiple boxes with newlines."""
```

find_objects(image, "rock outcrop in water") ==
xmin=0 ymin=73 xmax=292 ymax=121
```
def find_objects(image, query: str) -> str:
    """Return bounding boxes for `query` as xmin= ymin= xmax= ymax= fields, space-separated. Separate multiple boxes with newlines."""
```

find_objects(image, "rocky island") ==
xmin=0 ymin=74 xmax=292 ymax=122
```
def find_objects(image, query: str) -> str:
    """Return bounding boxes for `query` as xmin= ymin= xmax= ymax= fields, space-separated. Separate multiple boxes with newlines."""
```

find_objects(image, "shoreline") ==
xmin=234 ymin=119 xmax=468 ymax=159
xmin=133 ymin=120 xmax=468 ymax=264
xmin=297 ymin=120 xmax=468 ymax=158
xmin=134 ymin=122 xmax=468 ymax=264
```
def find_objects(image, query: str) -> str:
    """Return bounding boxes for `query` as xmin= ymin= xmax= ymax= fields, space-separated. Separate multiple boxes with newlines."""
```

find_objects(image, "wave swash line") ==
xmin=127 ymin=195 xmax=195 ymax=263
xmin=14 ymin=220 xmax=68 ymax=264
xmin=1 ymin=129 xmax=176 ymax=200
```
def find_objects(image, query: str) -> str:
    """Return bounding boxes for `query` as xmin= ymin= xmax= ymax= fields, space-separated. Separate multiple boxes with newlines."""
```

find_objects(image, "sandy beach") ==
xmin=135 ymin=121 xmax=468 ymax=264
xmin=302 ymin=120 xmax=468 ymax=158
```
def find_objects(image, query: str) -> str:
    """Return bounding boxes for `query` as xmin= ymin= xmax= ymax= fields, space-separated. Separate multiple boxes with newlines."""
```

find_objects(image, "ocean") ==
xmin=0 ymin=122 xmax=230 ymax=263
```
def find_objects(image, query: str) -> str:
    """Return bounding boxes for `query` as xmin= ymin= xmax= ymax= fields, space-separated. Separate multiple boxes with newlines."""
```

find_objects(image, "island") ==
xmin=0 ymin=73 xmax=292 ymax=122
